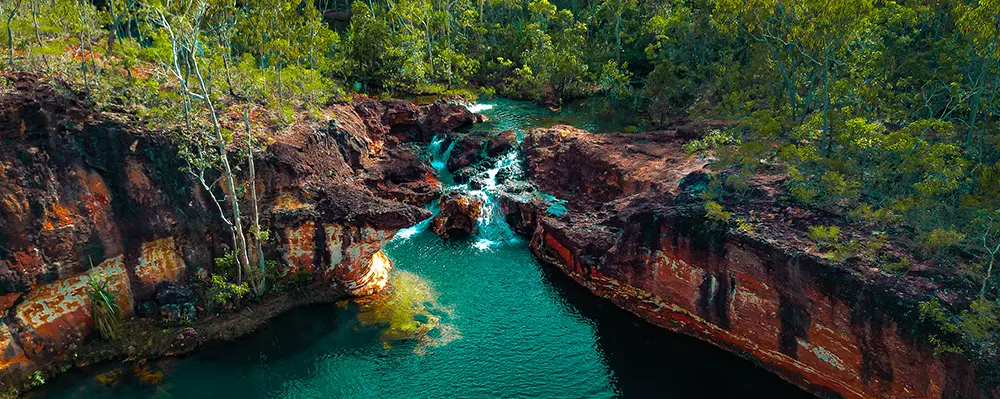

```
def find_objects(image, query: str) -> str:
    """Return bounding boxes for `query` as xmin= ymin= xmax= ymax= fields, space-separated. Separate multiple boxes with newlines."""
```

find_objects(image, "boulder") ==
xmin=429 ymin=192 xmax=483 ymax=239
xmin=486 ymin=130 xmax=518 ymax=157
xmin=420 ymin=102 xmax=477 ymax=136
xmin=446 ymin=132 xmax=488 ymax=173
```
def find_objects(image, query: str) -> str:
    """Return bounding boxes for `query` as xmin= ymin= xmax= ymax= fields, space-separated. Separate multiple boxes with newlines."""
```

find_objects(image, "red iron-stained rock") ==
xmin=521 ymin=125 xmax=707 ymax=209
xmin=0 ymin=73 xmax=460 ymax=391
xmin=430 ymin=192 xmax=484 ymax=239
xmin=0 ymin=322 xmax=30 ymax=387
xmin=420 ymin=102 xmax=478 ymax=137
xmin=12 ymin=256 xmax=133 ymax=359
xmin=134 ymin=238 xmax=186 ymax=298
xmin=512 ymin=122 xmax=990 ymax=398
xmin=486 ymin=130 xmax=518 ymax=157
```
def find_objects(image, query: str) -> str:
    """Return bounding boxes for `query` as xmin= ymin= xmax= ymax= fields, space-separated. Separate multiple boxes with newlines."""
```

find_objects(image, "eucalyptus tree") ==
xmin=144 ymin=0 xmax=255 ymax=289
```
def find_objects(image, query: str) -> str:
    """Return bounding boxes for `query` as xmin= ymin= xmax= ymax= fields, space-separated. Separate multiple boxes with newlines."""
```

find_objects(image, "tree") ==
xmin=598 ymin=0 xmax=636 ymax=65
xmin=344 ymin=0 xmax=405 ymax=90
xmin=148 ymin=0 xmax=254 ymax=288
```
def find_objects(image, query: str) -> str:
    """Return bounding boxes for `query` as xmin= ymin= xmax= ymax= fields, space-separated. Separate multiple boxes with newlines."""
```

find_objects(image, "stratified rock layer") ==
xmin=510 ymin=125 xmax=992 ymax=398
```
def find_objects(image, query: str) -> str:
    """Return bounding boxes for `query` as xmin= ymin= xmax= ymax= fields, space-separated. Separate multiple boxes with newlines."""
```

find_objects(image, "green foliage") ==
xmin=704 ymin=201 xmax=731 ymax=224
xmin=920 ymin=298 xmax=1000 ymax=358
xmin=213 ymin=251 xmax=238 ymax=281
xmin=85 ymin=269 xmax=123 ymax=342
xmin=919 ymin=229 xmax=966 ymax=259
xmin=807 ymin=225 xmax=841 ymax=248
xmin=29 ymin=371 xmax=44 ymax=387
xmin=206 ymin=275 xmax=249 ymax=311
xmin=883 ymin=258 xmax=912 ymax=274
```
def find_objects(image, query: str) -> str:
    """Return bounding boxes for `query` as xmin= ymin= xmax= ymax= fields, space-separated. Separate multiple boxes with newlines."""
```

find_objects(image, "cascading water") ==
xmin=428 ymin=134 xmax=457 ymax=172
xmin=462 ymin=151 xmax=524 ymax=250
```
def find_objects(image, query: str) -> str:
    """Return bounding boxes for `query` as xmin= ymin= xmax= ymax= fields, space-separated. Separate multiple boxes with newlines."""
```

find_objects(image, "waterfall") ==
xmin=466 ymin=151 xmax=523 ymax=250
xmin=396 ymin=103 xmax=524 ymax=250
xmin=466 ymin=103 xmax=495 ymax=114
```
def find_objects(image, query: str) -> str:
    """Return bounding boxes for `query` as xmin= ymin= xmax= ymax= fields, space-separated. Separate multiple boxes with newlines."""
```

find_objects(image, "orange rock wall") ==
xmin=530 ymin=221 xmax=984 ymax=399
xmin=280 ymin=222 xmax=395 ymax=296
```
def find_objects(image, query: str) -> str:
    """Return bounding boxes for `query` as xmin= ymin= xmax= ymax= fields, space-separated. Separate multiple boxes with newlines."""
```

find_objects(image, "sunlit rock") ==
xmin=430 ymin=192 xmax=484 ymax=239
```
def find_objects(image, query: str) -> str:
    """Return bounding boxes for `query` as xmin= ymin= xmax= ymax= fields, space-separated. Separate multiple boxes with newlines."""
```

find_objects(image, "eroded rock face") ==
xmin=0 ymin=73 xmax=489 ymax=391
xmin=509 ymin=124 xmax=991 ymax=398
xmin=430 ymin=191 xmax=483 ymax=239
xmin=521 ymin=125 xmax=707 ymax=209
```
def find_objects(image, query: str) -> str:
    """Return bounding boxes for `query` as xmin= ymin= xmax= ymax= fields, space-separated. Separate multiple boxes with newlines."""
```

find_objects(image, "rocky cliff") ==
xmin=0 ymin=73 xmax=479 ymax=393
xmin=503 ymin=125 xmax=995 ymax=398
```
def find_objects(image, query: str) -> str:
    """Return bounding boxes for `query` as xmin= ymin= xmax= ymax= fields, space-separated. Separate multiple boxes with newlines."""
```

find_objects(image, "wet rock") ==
xmin=430 ymin=192 xmax=484 ymax=239
xmin=420 ymin=102 xmax=477 ymax=136
xmin=486 ymin=130 xmax=518 ymax=157
xmin=445 ymin=132 xmax=488 ymax=173
xmin=499 ymin=192 xmax=547 ymax=237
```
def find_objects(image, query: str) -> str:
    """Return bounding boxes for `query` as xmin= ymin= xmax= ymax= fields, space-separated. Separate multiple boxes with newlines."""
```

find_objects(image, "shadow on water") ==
xmin=536 ymin=262 xmax=816 ymax=399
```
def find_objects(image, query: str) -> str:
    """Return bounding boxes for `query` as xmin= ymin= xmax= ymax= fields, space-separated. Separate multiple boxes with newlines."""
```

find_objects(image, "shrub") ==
xmin=920 ymin=228 xmax=965 ymax=258
xmin=85 ymin=271 xmax=123 ymax=341
xmin=704 ymin=201 xmax=732 ymax=224
xmin=206 ymin=275 xmax=250 ymax=311
xmin=920 ymin=298 xmax=1000 ymax=357
xmin=807 ymin=225 xmax=841 ymax=248
xmin=213 ymin=252 xmax=239 ymax=281
xmin=883 ymin=258 xmax=912 ymax=274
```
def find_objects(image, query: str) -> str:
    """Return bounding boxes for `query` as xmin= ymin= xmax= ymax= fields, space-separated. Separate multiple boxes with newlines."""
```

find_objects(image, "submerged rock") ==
xmin=430 ymin=192 xmax=484 ymax=239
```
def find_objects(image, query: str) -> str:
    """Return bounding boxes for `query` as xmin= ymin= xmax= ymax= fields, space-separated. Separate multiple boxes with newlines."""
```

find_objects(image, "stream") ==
xmin=30 ymin=98 xmax=812 ymax=399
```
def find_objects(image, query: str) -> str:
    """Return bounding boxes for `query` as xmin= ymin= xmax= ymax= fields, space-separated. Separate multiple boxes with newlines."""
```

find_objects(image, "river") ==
xmin=29 ymin=98 xmax=812 ymax=399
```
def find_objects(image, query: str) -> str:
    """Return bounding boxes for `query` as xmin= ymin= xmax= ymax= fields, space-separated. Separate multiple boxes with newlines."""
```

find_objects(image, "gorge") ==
xmin=3 ymin=0 xmax=1000 ymax=396
xmin=1 ymin=79 xmax=992 ymax=398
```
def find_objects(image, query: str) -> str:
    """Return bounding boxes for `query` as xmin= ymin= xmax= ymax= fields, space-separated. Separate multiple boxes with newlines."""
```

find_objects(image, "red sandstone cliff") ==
xmin=504 ymin=125 xmax=996 ymax=398
xmin=0 ymin=73 xmax=479 ymax=393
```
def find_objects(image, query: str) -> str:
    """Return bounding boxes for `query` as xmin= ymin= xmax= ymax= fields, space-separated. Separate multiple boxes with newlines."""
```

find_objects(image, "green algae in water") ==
xmin=355 ymin=270 xmax=459 ymax=353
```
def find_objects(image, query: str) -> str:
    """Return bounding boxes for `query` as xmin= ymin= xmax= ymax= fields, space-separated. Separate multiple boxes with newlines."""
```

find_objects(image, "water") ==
xmin=30 ymin=99 xmax=812 ymax=399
